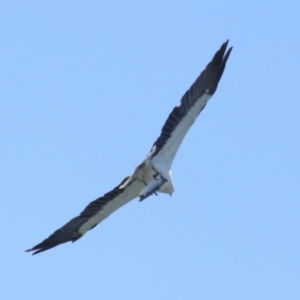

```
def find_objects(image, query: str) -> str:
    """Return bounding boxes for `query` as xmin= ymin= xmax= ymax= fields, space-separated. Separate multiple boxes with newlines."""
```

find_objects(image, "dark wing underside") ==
xmin=152 ymin=40 xmax=232 ymax=162
xmin=26 ymin=177 xmax=142 ymax=255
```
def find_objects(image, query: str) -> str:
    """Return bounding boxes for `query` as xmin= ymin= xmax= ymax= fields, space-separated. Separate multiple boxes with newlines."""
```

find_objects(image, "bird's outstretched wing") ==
xmin=26 ymin=178 xmax=143 ymax=255
xmin=151 ymin=40 xmax=232 ymax=167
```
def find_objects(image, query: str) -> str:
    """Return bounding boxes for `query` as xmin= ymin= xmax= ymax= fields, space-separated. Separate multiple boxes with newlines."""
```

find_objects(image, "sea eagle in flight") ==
xmin=26 ymin=40 xmax=232 ymax=255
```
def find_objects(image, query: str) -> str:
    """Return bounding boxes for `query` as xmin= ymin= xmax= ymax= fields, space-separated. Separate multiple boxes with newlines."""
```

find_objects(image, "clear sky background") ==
xmin=1 ymin=1 xmax=299 ymax=299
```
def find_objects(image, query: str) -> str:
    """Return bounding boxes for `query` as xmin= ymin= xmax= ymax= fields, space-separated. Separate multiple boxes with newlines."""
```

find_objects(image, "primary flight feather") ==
xmin=26 ymin=40 xmax=232 ymax=255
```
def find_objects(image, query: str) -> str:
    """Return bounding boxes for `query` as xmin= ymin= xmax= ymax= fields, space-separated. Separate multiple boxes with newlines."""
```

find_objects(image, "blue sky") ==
xmin=1 ymin=1 xmax=300 ymax=299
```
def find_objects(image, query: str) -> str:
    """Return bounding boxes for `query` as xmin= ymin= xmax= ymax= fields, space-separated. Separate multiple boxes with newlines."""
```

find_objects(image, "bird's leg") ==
xmin=151 ymin=166 xmax=159 ymax=175
xmin=137 ymin=176 xmax=147 ymax=186
xmin=140 ymin=178 xmax=147 ymax=186
xmin=151 ymin=166 xmax=161 ymax=179
xmin=139 ymin=174 xmax=167 ymax=201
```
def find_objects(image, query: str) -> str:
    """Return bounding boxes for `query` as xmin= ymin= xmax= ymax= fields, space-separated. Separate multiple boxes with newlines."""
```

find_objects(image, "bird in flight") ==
xmin=26 ymin=40 xmax=232 ymax=255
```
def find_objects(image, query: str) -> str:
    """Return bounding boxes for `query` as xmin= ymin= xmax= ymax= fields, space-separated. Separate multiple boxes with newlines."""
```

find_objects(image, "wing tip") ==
xmin=25 ymin=247 xmax=46 ymax=255
xmin=222 ymin=39 xmax=233 ymax=62
xmin=218 ymin=39 xmax=233 ymax=63
xmin=205 ymin=39 xmax=233 ymax=95
xmin=25 ymin=243 xmax=55 ymax=255
xmin=223 ymin=40 xmax=233 ymax=61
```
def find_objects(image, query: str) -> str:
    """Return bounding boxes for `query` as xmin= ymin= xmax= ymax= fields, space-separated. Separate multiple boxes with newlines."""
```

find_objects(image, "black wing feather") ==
xmin=26 ymin=177 xmax=130 ymax=255
xmin=152 ymin=40 xmax=232 ymax=157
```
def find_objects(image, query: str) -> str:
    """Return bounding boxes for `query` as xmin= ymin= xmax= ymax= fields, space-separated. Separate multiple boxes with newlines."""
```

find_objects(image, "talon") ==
xmin=151 ymin=166 xmax=160 ymax=176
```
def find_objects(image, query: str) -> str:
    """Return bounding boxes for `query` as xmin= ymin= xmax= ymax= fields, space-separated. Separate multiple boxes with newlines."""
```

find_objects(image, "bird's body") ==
xmin=119 ymin=144 xmax=174 ymax=198
xmin=26 ymin=40 xmax=232 ymax=255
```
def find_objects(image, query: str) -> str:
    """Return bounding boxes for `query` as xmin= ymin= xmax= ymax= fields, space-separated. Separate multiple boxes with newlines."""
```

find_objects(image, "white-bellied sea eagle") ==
xmin=26 ymin=40 xmax=232 ymax=255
